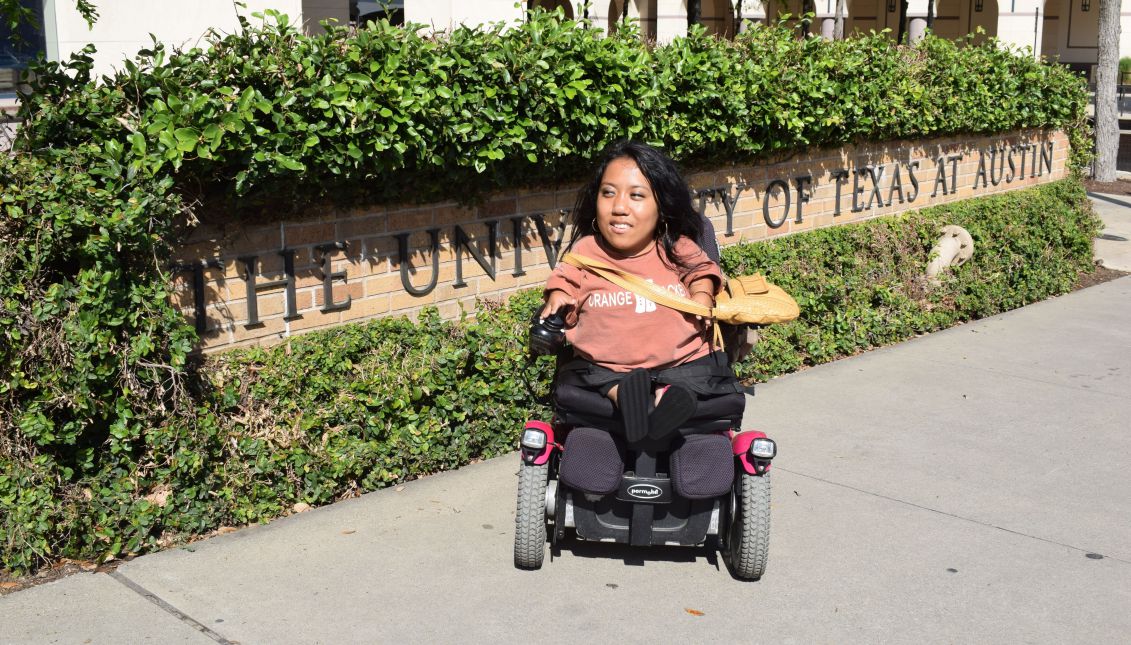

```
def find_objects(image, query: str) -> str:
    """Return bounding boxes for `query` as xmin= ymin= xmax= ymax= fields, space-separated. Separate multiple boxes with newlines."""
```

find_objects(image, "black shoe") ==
xmin=616 ymin=369 xmax=652 ymax=445
xmin=648 ymin=385 xmax=696 ymax=441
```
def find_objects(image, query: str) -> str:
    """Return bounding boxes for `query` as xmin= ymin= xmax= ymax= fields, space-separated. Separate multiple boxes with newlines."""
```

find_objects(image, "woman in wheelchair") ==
xmin=537 ymin=140 xmax=747 ymax=450
xmin=518 ymin=142 xmax=772 ymax=578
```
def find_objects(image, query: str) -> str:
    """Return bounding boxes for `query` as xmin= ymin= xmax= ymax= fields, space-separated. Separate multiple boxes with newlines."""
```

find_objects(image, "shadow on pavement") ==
xmin=549 ymin=536 xmax=722 ymax=570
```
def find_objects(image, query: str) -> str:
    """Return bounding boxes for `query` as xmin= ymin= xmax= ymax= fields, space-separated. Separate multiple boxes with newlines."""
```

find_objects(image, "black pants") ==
xmin=554 ymin=350 xmax=745 ymax=399
xmin=551 ymin=351 xmax=747 ymax=436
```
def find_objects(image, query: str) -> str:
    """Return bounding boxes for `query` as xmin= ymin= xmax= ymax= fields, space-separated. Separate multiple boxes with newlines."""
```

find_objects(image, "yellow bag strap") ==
xmin=560 ymin=253 xmax=724 ymax=348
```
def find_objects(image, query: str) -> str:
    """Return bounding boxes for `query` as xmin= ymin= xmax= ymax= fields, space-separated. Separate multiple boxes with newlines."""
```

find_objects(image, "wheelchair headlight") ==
xmin=749 ymin=437 xmax=777 ymax=460
xmin=521 ymin=428 xmax=547 ymax=451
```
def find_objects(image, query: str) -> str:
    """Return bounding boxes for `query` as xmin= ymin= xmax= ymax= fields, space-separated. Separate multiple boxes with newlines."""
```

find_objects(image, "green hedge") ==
xmin=0 ymin=152 xmax=193 ymax=445
xmin=722 ymin=178 xmax=1099 ymax=380
xmin=0 ymin=178 xmax=1099 ymax=574
xmin=0 ymin=150 xmax=196 ymax=568
xmin=1 ymin=286 xmax=552 ymax=573
xmin=16 ymin=11 xmax=1088 ymax=218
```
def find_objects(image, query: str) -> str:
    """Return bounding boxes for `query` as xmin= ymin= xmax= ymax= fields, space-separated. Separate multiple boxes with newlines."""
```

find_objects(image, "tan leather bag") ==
xmin=714 ymin=274 xmax=800 ymax=325
xmin=560 ymin=253 xmax=799 ymax=330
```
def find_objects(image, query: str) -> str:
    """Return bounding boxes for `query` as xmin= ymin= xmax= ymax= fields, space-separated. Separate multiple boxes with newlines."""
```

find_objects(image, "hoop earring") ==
xmin=657 ymin=219 xmax=669 ymax=240
xmin=590 ymin=219 xmax=600 ymax=234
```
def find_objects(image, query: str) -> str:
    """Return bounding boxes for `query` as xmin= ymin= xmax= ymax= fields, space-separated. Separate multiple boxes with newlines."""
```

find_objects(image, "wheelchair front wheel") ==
xmin=514 ymin=462 xmax=549 ymax=569
xmin=725 ymin=471 xmax=771 ymax=580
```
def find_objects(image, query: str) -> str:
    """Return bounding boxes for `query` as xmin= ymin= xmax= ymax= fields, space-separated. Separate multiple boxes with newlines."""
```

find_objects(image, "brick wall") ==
xmin=174 ymin=128 xmax=1070 ymax=353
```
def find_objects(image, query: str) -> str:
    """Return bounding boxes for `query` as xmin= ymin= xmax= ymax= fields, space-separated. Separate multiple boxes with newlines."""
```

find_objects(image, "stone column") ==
xmin=902 ymin=0 xmax=929 ymax=44
xmin=655 ymin=0 xmax=688 ymax=42
xmin=994 ymin=0 xmax=1045 ymax=58
xmin=821 ymin=17 xmax=835 ymax=38
xmin=634 ymin=0 xmax=658 ymax=40
xmin=587 ymin=0 xmax=613 ymax=32
xmin=812 ymin=0 xmax=838 ymax=38
xmin=908 ymin=17 xmax=927 ymax=43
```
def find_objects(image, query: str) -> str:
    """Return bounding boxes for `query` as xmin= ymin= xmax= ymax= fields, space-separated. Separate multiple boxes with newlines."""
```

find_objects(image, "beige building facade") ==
xmin=528 ymin=0 xmax=1129 ymax=69
xmin=3 ymin=0 xmax=1125 ymax=95
xmin=1 ymin=1 xmax=348 ymax=137
xmin=793 ymin=0 xmax=1131 ymax=68
xmin=4 ymin=1 xmax=347 ymax=82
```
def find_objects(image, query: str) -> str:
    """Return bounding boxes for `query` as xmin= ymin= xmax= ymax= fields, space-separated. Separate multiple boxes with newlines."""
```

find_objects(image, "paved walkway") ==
xmin=1090 ymin=192 xmax=1131 ymax=271
xmin=2 ymin=202 xmax=1129 ymax=644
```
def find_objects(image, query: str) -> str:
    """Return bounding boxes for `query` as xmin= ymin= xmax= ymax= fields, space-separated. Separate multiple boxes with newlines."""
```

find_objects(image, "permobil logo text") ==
xmin=628 ymin=485 xmax=662 ymax=499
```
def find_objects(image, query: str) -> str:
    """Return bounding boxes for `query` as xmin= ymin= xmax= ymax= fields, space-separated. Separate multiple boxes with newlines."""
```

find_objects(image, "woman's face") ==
xmin=595 ymin=156 xmax=660 ymax=257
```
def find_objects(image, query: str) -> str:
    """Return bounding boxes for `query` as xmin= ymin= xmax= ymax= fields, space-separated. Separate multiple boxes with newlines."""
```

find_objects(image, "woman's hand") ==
xmin=541 ymin=289 xmax=578 ymax=325
xmin=687 ymin=277 xmax=717 ymax=326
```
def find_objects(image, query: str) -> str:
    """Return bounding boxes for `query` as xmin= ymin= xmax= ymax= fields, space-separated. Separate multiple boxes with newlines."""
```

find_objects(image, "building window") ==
xmin=0 ymin=1 xmax=46 ymax=95
xmin=352 ymin=1 xmax=405 ymax=27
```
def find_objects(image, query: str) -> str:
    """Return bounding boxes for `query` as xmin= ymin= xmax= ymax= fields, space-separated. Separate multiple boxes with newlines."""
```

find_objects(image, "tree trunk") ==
xmin=1095 ymin=0 xmax=1121 ymax=181
xmin=834 ymin=0 xmax=845 ymax=39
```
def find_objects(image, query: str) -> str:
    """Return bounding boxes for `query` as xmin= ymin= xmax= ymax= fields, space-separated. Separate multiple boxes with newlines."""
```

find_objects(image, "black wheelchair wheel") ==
xmin=726 ymin=471 xmax=771 ymax=580
xmin=514 ymin=462 xmax=549 ymax=569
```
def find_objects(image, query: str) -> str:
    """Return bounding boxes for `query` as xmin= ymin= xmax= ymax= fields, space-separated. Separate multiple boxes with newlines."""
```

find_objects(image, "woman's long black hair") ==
xmin=565 ymin=140 xmax=704 ymax=269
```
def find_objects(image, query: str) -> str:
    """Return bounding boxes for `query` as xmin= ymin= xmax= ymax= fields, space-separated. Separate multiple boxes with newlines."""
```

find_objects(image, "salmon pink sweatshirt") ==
xmin=544 ymin=235 xmax=722 ymax=372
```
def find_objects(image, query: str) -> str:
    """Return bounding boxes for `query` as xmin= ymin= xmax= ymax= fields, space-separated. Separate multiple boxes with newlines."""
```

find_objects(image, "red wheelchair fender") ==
xmin=524 ymin=420 xmax=556 ymax=466
xmin=731 ymin=429 xmax=771 ymax=475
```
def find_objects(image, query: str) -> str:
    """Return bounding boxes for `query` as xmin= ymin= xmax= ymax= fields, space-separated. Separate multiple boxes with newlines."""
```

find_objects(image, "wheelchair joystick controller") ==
xmin=530 ymin=310 xmax=568 ymax=356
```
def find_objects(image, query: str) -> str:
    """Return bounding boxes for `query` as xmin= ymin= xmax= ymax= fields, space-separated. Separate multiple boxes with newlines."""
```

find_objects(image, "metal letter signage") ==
xmin=396 ymin=228 xmax=441 ymax=296
xmin=317 ymin=242 xmax=351 ymax=313
xmin=176 ymin=135 xmax=1061 ymax=338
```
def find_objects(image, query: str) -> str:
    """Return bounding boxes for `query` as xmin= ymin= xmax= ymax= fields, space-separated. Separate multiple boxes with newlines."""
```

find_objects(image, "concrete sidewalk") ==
xmin=5 ymin=279 xmax=1128 ymax=645
xmin=1090 ymin=192 xmax=1131 ymax=271
xmin=3 ymin=210 xmax=1130 ymax=643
